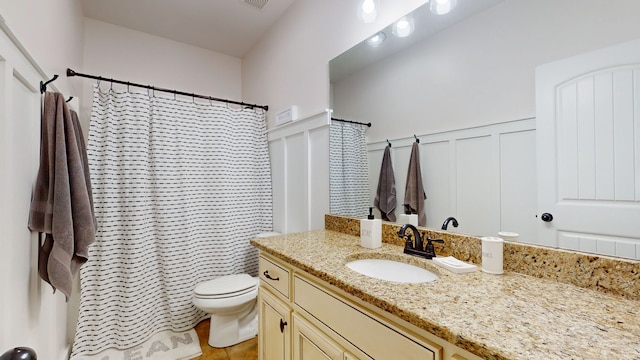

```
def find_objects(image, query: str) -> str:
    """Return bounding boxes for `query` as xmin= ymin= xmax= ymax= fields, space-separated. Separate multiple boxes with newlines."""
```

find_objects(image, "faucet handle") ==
xmin=426 ymin=237 xmax=444 ymax=244
xmin=424 ymin=237 xmax=444 ymax=259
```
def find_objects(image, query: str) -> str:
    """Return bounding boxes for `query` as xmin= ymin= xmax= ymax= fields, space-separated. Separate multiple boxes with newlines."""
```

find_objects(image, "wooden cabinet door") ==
xmin=259 ymin=288 xmax=291 ymax=360
xmin=292 ymin=314 xmax=344 ymax=360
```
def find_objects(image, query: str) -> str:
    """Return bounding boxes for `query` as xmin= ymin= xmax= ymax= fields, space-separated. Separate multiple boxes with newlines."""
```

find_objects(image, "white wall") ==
xmin=242 ymin=0 xmax=427 ymax=129
xmin=243 ymin=0 xmax=428 ymax=234
xmin=333 ymin=0 xmax=640 ymax=142
xmin=81 ymin=18 xmax=243 ymax=131
xmin=0 ymin=1 xmax=84 ymax=359
xmin=0 ymin=0 xmax=84 ymax=96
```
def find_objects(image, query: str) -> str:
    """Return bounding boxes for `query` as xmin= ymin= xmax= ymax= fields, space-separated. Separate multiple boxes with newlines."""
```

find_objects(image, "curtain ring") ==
xmin=208 ymin=96 xmax=213 ymax=106
xmin=192 ymin=93 xmax=195 ymax=104
xmin=173 ymin=92 xmax=176 ymax=101
xmin=109 ymin=79 xmax=113 ymax=91
xmin=127 ymin=81 xmax=130 ymax=93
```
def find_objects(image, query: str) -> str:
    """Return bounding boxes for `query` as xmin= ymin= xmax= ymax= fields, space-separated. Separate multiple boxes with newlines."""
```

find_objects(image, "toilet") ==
xmin=192 ymin=273 xmax=259 ymax=348
xmin=192 ymin=232 xmax=280 ymax=348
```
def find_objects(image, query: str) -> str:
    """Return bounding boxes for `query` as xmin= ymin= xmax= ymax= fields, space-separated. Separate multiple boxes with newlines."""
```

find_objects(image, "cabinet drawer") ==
xmin=259 ymin=255 xmax=291 ymax=299
xmin=294 ymin=275 xmax=441 ymax=360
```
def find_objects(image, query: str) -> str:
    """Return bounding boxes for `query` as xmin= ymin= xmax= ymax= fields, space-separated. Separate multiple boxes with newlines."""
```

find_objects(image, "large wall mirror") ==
xmin=329 ymin=0 xmax=640 ymax=260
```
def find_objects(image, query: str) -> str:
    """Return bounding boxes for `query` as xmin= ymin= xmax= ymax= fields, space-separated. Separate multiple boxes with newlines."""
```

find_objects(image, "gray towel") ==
xmin=404 ymin=142 xmax=427 ymax=226
xmin=28 ymin=92 xmax=96 ymax=299
xmin=374 ymin=145 xmax=396 ymax=222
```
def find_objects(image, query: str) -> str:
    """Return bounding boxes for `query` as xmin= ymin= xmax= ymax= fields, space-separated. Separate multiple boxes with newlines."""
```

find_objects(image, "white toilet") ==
xmin=192 ymin=232 xmax=280 ymax=348
xmin=193 ymin=273 xmax=259 ymax=348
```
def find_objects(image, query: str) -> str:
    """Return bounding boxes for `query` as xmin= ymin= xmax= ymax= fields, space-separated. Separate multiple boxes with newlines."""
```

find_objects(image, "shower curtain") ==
xmin=329 ymin=120 xmax=370 ymax=219
xmin=70 ymin=84 xmax=273 ymax=358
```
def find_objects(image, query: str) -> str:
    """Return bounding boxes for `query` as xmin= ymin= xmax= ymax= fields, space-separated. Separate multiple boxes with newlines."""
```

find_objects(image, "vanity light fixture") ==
xmin=429 ymin=0 xmax=457 ymax=15
xmin=392 ymin=15 xmax=414 ymax=38
xmin=358 ymin=0 xmax=378 ymax=23
xmin=365 ymin=31 xmax=386 ymax=47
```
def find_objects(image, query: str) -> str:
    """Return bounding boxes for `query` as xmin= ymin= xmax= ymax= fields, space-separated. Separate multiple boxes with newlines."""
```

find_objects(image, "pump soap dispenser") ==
xmin=360 ymin=207 xmax=382 ymax=249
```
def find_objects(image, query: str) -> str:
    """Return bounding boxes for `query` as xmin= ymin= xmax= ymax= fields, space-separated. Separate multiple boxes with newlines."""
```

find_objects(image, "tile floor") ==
xmin=193 ymin=319 xmax=258 ymax=360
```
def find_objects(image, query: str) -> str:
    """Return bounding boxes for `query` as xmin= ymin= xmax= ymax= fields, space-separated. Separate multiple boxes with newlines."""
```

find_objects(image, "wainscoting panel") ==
xmin=269 ymin=139 xmax=285 ymax=234
xmin=285 ymin=132 xmax=308 ymax=233
xmin=367 ymin=118 xmax=536 ymax=241
xmin=268 ymin=111 xmax=330 ymax=234
xmin=421 ymin=141 xmax=451 ymax=228
xmin=0 ymin=20 xmax=72 ymax=359
xmin=500 ymin=130 xmax=537 ymax=243
xmin=308 ymin=126 xmax=330 ymax=230
xmin=456 ymin=135 xmax=498 ymax=237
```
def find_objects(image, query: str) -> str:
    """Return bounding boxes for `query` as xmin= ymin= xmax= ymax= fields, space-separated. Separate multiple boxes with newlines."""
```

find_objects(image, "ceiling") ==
xmin=81 ymin=0 xmax=297 ymax=58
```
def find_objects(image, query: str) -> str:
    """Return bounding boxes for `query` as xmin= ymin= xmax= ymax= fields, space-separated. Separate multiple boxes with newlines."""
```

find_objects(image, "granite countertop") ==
xmin=251 ymin=230 xmax=640 ymax=360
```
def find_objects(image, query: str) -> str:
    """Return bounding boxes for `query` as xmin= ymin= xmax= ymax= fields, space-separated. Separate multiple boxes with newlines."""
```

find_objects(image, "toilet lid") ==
xmin=194 ymin=274 xmax=258 ymax=297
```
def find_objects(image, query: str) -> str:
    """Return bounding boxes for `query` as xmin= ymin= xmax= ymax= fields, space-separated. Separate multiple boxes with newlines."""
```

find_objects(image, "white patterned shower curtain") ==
xmin=70 ymin=85 xmax=273 ymax=358
xmin=329 ymin=120 xmax=370 ymax=219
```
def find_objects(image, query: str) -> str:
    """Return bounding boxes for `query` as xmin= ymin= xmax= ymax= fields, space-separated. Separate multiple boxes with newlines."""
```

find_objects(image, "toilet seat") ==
xmin=194 ymin=274 xmax=258 ymax=299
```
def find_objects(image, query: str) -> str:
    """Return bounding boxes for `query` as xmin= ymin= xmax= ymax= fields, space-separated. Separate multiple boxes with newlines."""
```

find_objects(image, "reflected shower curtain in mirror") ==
xmin=329 ymin=120 xmax=370 ymax=219
xmin=70 ymin=84 xmax=273 ymax=358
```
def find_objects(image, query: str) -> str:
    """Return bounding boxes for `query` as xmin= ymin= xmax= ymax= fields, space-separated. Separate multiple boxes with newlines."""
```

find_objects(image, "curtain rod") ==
xmin=331 ymin=117 xmax=371 ymax=128
xmin=66 ymin=68 xmax=269 ymax=111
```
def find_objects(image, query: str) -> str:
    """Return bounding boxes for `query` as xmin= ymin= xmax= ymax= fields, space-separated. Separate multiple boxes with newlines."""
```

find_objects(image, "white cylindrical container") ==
xmin=498 ymin=231 xmax=519 ymax=242
xmin=481 ymin=237 xmax=504 ymax=274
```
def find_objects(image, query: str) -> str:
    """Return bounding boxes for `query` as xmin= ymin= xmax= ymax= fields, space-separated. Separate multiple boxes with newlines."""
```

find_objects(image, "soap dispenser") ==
xmin=361 ymin=207 xmax=382 ymax=249
xmin=397 ymin=205 xmax=418 ymax=226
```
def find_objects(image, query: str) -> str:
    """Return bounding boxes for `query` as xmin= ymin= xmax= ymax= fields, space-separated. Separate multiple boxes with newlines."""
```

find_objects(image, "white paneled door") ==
xmin=536 ymin=39 xmax=640 ymax=259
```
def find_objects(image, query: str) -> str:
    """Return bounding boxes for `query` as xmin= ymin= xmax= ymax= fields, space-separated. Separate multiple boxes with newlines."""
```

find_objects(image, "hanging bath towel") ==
xmin=374 ymin=145 xmax=396 ymax=222
xmin=404 ymin=142 xmax=427 ymax=226
xmin=28 ymin=92 xmax=96 ymax=299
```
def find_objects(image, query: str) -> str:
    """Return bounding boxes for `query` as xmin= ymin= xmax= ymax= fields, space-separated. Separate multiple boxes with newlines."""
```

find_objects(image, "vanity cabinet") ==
xmin=258 ymin=256 xmax=292 ymax=360
xmin=258 ymin=253 xmax=482 ymax=360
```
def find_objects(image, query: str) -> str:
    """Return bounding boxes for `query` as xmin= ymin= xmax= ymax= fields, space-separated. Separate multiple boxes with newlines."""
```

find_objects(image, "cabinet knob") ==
xmin=279 ymin=318 xmax=287 ymax=333
xmin=541 ymin=213 xmax=553 ymax=222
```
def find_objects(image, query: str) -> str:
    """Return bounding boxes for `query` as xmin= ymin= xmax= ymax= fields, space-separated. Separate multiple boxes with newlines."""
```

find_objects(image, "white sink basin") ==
xmin=345 ymin=259 xmax=438 ymax=283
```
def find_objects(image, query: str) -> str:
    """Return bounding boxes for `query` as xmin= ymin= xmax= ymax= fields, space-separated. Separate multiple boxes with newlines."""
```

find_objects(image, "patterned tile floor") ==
xmin=192 ymin=319 xmax=258 ymax=360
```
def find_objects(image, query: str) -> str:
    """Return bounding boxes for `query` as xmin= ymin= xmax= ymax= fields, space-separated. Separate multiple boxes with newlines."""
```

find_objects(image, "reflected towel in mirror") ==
xmin=374 ymin=144 xmax=396 ymax=222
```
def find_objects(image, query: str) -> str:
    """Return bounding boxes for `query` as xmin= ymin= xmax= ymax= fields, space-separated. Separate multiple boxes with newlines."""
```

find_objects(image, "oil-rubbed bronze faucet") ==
xmin=441 ymin=217 xmax=459 ymax=230
xmin=398 ymin=224 xmax=444 ymax=259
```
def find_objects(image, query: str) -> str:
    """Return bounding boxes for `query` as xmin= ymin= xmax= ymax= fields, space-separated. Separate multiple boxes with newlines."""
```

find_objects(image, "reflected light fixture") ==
xmin=392 ymin=15 xmax=414 ymax=38
xmin=359 ymin=0 xmax=378 ymax=23
xmin=365 ymin=32 xmax=386 ymax=47
xmin=430 ymin=0 xmax=457 ymax=15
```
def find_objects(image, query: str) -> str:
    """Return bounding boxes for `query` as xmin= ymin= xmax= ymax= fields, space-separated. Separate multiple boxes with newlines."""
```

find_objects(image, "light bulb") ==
xmin=359 ymin=0 xmax=378 ymax=23
xmin=362 ymin=0 xmax=375 ymax=14
xmin=430 ymin=0 xmax=457 ymax=15
xmin=365 ymin=32 xmax=386 ymax=47
xmin=392 ymin=15 xmax=414 ymax=38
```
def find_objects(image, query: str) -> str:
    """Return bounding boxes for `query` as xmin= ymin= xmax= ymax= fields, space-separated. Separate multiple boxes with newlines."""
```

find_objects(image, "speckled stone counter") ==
xmin=325 ymin=214 xmax=640 ymax=300
xmin=251 ymin=230 xmax=640 ymax=360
